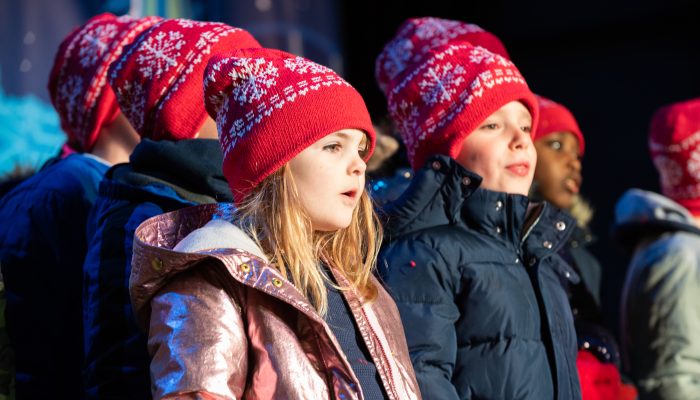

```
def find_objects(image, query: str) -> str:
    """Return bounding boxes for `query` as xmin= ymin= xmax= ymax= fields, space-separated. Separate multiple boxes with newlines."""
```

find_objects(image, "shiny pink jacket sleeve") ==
xmin=148 ymin=268 xmax=248 ymax=400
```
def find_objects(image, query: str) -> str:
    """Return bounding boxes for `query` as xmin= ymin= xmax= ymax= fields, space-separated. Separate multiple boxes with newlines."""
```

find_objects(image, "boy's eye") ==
xmin=521 ymin=126 xmax=532 ymax=134
xmin=481 ymin=123 xmax=499 ymax=130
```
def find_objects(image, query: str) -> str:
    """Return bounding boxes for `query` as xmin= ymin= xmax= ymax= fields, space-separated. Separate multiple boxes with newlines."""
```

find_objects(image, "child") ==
xmin=533 ymin=96 xmax=636 ymax=400
xmin=81 ymin=19 xmax=260 ymax=399
xmin=372 ymin=17 xmax=511 ymax=206
xmin=613 ymin=97 xmax=700 ymax=399
xmin=375 ymin=39 xmax=581 ymax=398
xmin=128 ymin=48 xmax=421 ymax=399
xmin=0 ymin=14 xmax=158 ymax=398
xmin=531 ymin=96 xmax=601 ymax=317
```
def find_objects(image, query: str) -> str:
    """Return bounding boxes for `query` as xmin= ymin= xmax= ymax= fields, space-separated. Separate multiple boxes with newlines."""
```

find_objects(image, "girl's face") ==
xmin=455 ymin=101 xmax=536 ymax=196
xmin=288 ymin=129 xmax=368 ymax=231
xmin=533 ymin=131 xmax=582 ymax=209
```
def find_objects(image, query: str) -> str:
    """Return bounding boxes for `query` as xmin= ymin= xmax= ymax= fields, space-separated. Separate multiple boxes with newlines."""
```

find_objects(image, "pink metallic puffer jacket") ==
xmin=129 ymin=203 xmax=421 ymax=400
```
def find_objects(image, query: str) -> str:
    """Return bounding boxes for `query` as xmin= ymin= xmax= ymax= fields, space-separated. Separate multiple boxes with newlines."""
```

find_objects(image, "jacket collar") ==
xmin=612 ymin=188 xmax=700 ymax=248
xmin=383 ymin=154 xmax=575 ymax=256
xmin=130 ymin=203 xmax=325 ymax=328
xmin=383 ymin=154 xmax=482 ymax=237
xmin=108 ymin=138 xmax=233 ymax=203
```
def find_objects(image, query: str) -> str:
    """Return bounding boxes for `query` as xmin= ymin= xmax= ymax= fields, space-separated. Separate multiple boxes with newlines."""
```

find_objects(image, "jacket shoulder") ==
xmin=148 ymin=265 xmax=247 ymax=399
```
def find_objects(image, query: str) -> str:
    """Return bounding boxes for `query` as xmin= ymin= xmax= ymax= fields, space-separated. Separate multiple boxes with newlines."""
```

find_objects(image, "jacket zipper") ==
xmin=521 ymin=201 xmax=546 ymax=246
xmin=360 ymin=306 xmax=399 ymax=399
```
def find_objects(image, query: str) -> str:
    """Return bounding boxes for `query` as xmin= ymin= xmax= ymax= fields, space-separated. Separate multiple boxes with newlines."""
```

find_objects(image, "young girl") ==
xmin=129 ymin=48 xmax=420 ymax=399
xmin=375 ymin=39 xmax=581 ymax=398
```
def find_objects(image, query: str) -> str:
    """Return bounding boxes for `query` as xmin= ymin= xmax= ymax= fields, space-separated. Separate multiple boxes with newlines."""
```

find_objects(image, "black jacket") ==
xmin=82 ymin=139 xmax=232 ymax=399
xmin=378 ymin=155 xmax=581 ymax=399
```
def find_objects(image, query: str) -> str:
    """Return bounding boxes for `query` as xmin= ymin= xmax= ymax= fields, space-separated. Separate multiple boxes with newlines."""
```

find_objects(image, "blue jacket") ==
xmin=82 ymin=139 xmax=232 ymax=399
xmin=378 ymin=155 xmax=581 ymax=399
xmin=0 ymin=153 xmax=109 ymax=399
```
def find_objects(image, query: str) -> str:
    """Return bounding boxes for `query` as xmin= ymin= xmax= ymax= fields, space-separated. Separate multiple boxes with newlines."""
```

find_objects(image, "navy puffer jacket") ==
xmin=378 ymin=155 xmax=581 ymax=400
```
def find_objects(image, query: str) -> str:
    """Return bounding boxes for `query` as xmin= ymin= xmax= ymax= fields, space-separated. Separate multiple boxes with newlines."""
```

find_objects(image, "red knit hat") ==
xmin=108 ymin=19 xmax=261 ymax=140
xmin=375 ymin=17 xmax=510 ymax=94
xmin=386 ymin=41 xmax=538 ymax=170
xmin=48 ymin=13 xmax=161 ymax=152
xmin=534 ymin=95 xmax=585 ymax=155
xmin=203 ymin=48 xmax=376 ymax=203
xmin=649 ymin=97 xmax=700 ymax=215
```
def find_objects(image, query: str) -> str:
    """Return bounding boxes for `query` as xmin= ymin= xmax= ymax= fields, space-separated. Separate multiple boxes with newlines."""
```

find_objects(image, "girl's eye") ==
xmin=548 ymin=140 xmax=562 ymax=150
xmin=521 ymin=126 xmax=532 ymax=134
xmin=481 ymin=123 xmax=499 ymax=130
xmin=323 ymin=143 xmax=341 ymax=152
xmin=358 ymin=144 xmax=368 ymax=158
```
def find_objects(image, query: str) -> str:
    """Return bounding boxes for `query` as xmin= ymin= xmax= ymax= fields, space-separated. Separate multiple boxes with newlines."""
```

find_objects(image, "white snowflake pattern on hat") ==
xmin=414 ymin=18 xmax=484 ymax=49
xmin=418 ymin=62 xmax=465 ymax=106
xmin=414 ymin=18 xmax=471 ymax=40
xmin=654 ymin=155 xmax=684 ymax=188
xmin=136 ymin=30 xmax=185 ymax=78
xmin=175 ymin=19 xmax=210 ymax=29
xmin=687 ymin=147 xmax=700 ymax=182
xmin=229 ymin=58 xmax=279 ymax=105
xmin=116 ymin=15 xmax=136 ymax=23
xmin=380 ymin=39 xmax=414 ymax=83
xmin=283 ymin=57 xmax=332 ymax=75
xmin=117 ymin=81 xmax=146 ymax=131
xmin=58 ymin=75 xmax=85 ymax=126
xmin=214 ymin=99 xmax=227 ymax=141
xmin=391 ymin=99 xmax=422 ymax=159
xmin=221 ymin=117 xmax=247 ymax=156
xmin=79 ymin=23 xmax=119 ymax=68
xmin=386 ymin=42 xmax=532 ymax=168
xmin=469 ymin=46 xmax=510 ymax=67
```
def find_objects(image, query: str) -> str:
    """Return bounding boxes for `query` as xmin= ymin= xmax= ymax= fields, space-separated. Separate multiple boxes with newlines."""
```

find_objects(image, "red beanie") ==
xmin=534 ymin=95 xmax=585 ymax=155
xmin=386 ymin=42 xmax=538 ymax=170
xmin=203 ymin=48 xmax=376 ymax=204
xmin=649 ymin=97 xmax=700 ymax=216
xmin=108 ymin=19 xmax=261 ymax=140
xmin=375 ymin=17 xmax=510 ymax=94
xmin=48 ymin=13 xmax=161 ymax=152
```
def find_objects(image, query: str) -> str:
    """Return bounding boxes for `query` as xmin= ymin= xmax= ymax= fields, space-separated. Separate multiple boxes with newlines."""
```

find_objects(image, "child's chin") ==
xmin=312 ymin=218 xmax=353 ymax=232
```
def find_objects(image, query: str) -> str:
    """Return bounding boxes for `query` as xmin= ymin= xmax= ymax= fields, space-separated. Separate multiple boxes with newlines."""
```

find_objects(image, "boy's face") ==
xmin=533 ymin=131 xmax=582 ymax=209
xmin=456 ymin=101 xmax=536 ymax=196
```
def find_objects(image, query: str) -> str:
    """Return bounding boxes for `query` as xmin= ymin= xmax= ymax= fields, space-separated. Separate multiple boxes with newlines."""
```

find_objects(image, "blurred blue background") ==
xmin=0 ymin=0 xmax=346 ymax=175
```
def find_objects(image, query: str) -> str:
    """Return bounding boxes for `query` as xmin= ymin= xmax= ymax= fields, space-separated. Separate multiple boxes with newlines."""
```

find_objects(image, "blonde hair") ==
xmin=235 ymin=165 xmax=382 ymax=316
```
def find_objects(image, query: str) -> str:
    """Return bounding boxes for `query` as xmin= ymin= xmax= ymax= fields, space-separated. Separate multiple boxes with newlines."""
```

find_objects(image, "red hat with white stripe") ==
xmin=108 ymin=18 xmax=261 ymax=140
xmin=203 ymin=48 xmax=376 ymax=203
xmin=386 ymin=41 xmax=538 ymax=170
xmin=48 ymin=13 xmax=161 ymax=151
